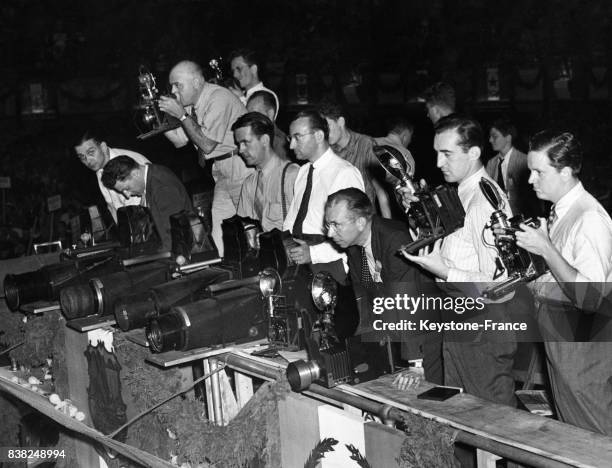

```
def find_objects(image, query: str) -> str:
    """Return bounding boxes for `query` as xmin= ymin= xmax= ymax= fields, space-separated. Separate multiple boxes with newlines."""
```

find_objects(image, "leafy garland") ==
xmin=112 ymin=333 xmax=290 ymax=467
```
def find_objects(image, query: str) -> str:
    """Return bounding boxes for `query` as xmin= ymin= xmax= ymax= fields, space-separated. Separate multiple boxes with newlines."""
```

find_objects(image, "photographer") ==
xmin=158 ymin=60 xmax=252 ymax=257
xmin=400 ymin=115 xmax=517 ymax=406
xmin=515 ymin=130 xmax=612 ymax=435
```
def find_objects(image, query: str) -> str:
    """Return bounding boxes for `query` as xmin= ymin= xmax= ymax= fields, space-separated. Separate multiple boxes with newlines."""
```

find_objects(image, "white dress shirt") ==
xmin=531 ymin=181 xmax=612 ymax=308
xmin=283 ymin=148 xmax=364 ymax=264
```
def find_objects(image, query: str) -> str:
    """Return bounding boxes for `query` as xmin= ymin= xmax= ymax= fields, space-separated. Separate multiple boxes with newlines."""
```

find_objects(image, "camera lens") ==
xmin=286 ymin=359 xmax=322 ymax=391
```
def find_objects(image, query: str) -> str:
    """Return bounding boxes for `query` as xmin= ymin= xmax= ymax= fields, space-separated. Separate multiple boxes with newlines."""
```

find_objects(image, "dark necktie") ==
xmin=497 ymin=158 xmax=506 ymax=192
xmin=547 ymin=204 xmax=557 ymax=232
xmin=254 ymin=170 xmax=264 ymax=219
xmin=292 ymin=164 xmax=313 ymax=237
xmin=360 ymin=246 xmax=374 ymax=286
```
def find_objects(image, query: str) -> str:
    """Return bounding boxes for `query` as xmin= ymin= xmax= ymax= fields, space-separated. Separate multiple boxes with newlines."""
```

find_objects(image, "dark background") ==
xmin=0 ymin=0 xmax=611 ymax=254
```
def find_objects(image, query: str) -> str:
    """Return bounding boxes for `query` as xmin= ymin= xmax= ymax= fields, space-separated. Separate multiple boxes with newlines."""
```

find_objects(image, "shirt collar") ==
xmin=554 ymin=181 xmax=584 ymax=220
xmin=499 ymin=147 xmax=513 ymax=161
xmin=312 ymin=147 xmax=335 ymax=169
xmin=458 ymin=166 xmax=487 ymax=203
xmin=259 ymin=154 xmax=282 ymax=176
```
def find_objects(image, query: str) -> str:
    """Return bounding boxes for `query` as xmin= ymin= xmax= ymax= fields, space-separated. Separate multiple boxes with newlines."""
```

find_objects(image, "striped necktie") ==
xmin=547 ymin=204 xmax=557 ymax=232
xmin=360 ymin=246 xmax=374 ymax=286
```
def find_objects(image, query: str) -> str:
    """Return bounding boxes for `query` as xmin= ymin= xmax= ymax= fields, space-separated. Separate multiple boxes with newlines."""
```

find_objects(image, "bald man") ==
xmin=159 ymin=60 xmax=252 ymax=257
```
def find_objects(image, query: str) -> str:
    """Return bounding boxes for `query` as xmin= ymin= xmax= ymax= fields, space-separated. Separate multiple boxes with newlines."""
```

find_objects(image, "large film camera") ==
xmin=373 ymin=145 xmax=465 ymax=254
xmin=135 ymin=66 xmax=180 ymax=140
xmin=3 ymin=249 xmax=120 ymax=311
xmin=286 ymin=272 xmax=390 ymax=391
xmin=479 ymin=178 xmax=547 ymax=299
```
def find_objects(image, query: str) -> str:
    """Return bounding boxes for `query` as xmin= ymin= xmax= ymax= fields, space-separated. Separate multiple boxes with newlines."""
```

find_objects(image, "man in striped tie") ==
xmin=515 ymin=130 xmax=612 ymax=435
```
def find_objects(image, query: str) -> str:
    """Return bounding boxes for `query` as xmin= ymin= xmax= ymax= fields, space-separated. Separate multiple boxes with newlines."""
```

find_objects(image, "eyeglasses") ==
xmin=325 ymin=218 xmax=355 ymax=233
xmin=287 ymin=131 xmax=314 ymax=143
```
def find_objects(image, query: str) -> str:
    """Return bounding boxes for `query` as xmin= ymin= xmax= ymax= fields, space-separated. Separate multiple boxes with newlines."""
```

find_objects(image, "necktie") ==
xmin=360 ymin=246 xmax=374 ymax=286
xmin=292 ymin=164 xmax=313 ymax=237
xmin=547 ymin=204 xmax=557 ymax=232
xmin=497 ymin=158 xmax=506 ymax=192
xmin=254 ymin=170 xmax=264 ymax=219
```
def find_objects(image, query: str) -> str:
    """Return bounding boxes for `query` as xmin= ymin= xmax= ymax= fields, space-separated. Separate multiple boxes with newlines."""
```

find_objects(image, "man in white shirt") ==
xmin=229 ymin=48 xmax=279 ymax=119
xmin=74 ymin=130 xmax=150 ymax=223
xmin=283 ymin=110 xmax=364 ymax=280
xmin=158 ymin=60 xmax=251 ymax=257
xmin=401 ymin=115 xmax=517 ymax=406
xmin=516 ymin=130 xmax=612 ymax=435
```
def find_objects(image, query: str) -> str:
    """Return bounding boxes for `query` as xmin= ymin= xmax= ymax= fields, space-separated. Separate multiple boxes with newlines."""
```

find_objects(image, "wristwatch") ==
xmin=179 ymin=113 xmax=188 ymax=122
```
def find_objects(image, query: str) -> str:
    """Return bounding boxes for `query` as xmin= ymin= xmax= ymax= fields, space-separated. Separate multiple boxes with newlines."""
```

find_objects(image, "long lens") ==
xmin=146 ymin=287 xmax=265 ymax=353
xmin=114 ymin=267 xmax=231 ymax=331
xmin=60 ymin=264 xmax=168 ymax=320
xmin=286 ymin=360 xmax=322 ymax=391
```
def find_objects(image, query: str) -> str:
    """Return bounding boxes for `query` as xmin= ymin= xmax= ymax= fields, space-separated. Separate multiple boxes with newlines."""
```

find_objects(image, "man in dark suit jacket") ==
xmin=324 ymin=188 xmax=442 ymax=384
xmin=101 ymin=155 xmax=193 ymax=251
xmin=486 ymin=117 xmax=543 ymax=218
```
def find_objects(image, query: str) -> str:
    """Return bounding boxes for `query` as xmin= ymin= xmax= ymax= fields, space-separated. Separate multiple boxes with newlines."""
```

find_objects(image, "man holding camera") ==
xmin=400 ymin=115 xmax=517 ymax=406
xmin=159 ymin=60 xmax=252 ymax=257
xmin=515 ymin=130 xmax=612 ymax=435
xmin=232 ymin=112 xmax=298 ymax=231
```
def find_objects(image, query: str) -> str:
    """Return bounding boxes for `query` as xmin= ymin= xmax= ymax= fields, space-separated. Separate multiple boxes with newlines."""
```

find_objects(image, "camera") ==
xmin=135 ymin=66 xmax=180 ymax=140
xmin=286 ymin=272 xmax=390 ymax=391
xmin=373 ymin=145 xmax=465 ymax=254
xmin=479 ymin=178 xmax=548 ymax=299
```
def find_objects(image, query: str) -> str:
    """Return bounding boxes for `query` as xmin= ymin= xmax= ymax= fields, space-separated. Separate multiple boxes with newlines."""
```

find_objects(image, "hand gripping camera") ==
xmin=373 ymin=145 xmax=465 ymax=254
xmin=135 ymin=66 xmax=180 ymax=140
xmin=479 ymin=178 xmax=547 ymax=299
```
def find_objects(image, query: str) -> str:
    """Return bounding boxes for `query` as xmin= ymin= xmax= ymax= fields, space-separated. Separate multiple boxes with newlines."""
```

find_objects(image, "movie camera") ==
xmin=135 ymin=65 xmax=180 ymax=140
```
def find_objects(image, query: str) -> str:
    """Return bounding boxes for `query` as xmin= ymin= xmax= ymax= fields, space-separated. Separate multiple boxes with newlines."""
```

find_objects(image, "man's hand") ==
xmin=392 ymin=370 xmax=424 ymax=391
xmin=158 ymin=95 xmax=185 ymax=119
xmin=515 ymin=219 xmax=553 ymax=258
xmin=401 ymin=239 xmax=449 ymax=280
xmin=396 ymin=186 xmax=418 ymax=212
xmin=289 ymin=238 xmax=312 ymax=264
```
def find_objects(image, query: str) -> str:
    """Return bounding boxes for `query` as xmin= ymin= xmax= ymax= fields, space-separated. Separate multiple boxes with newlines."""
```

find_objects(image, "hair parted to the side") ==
xmin=231 ymin=112 xmax=275 ymax=145
xmin=529 ymin=130 xmax=582 ymax=176
xmin=434 ymin=114 xmax=484 ymax=154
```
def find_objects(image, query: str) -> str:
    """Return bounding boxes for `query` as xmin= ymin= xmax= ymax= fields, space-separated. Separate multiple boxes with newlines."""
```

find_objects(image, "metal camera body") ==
xmin=259 ymin=267 xmax=311 ymax=351
xmin=373 ymin=145 xmax=465 ymax=254
xmin=135 ymin=66 xmax=180 ymax=140
xmin=286 ymin=272 xmax=353 ymax=391
xmin=479 ymin=178 xmax=548 ymax=299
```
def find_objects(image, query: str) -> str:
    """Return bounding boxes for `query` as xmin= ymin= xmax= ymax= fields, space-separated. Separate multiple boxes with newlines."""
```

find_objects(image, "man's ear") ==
xmin=467 ymin=146 xmax=481 ymax=161
xmin=560 ymin=166 xmax=573 ymax=179
xmin=261 ymin=133 xmax=271 ymax=147
xmin=356 ymin=216 xmax=367 ymax=231
xmin=338 ymin=116 xmax=346 ymax=129
xmin=251 ymin=64 xmax=259 ymax=78
xmin=100 ymin=141 xmax=109 ymax=154
xmin=314 ymin=129 xmax=325 ymax=143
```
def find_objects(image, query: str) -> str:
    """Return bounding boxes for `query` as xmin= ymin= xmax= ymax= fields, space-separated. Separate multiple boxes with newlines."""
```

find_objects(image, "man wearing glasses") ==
xmin=324 ymin=188 xmax=443 ymax=383
xmin=283 ymin=110 xmax=363 ymax=280
xmin=74 ymin=129 xmax=150 ymax=223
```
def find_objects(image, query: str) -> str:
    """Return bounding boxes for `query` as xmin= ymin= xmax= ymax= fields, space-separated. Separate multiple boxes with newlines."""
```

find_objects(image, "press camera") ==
xmin=286 ymin=272 xmax=390 ymax=391
xmin=373 ymin=145 xmax=465 ymax=254
xmin=479 ymin=178 xmax=547 ymax=299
